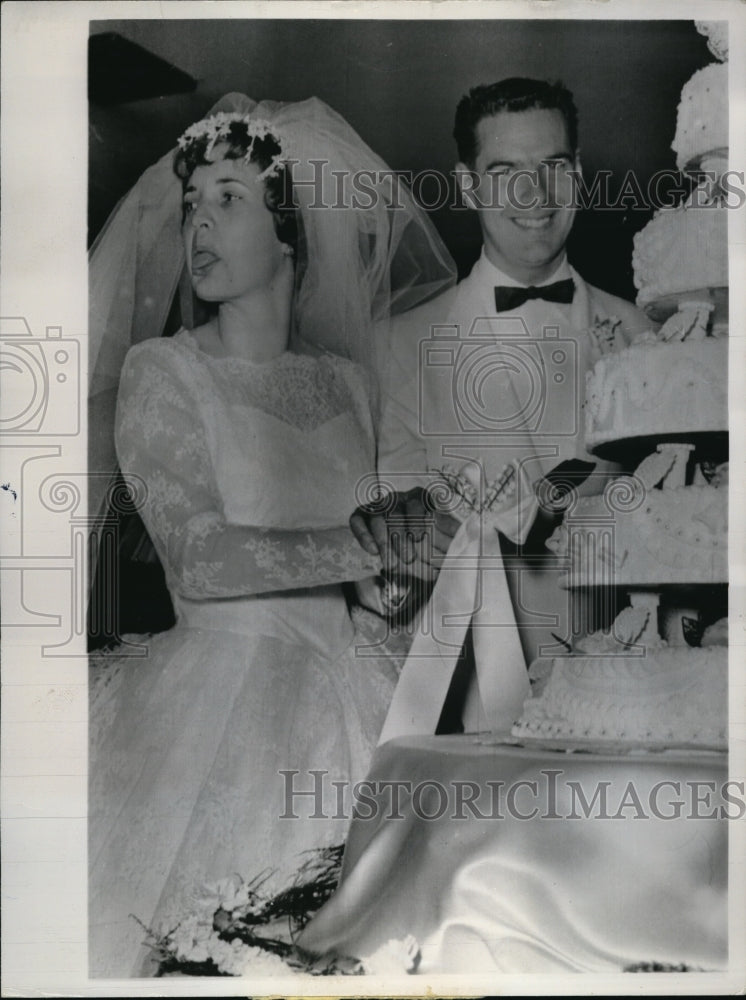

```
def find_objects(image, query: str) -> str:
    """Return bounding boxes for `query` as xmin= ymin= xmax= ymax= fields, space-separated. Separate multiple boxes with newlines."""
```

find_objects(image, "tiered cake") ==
xmin=513 ymin=23 xmax=728 ymax=750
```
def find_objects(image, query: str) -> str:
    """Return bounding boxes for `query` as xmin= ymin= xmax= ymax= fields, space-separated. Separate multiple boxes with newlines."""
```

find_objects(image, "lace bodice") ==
xmin=115 ymin=332 xmax=381 ymax=601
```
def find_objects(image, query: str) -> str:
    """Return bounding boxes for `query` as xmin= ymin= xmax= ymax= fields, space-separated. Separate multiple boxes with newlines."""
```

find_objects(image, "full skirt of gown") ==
xmin=89 ymin=611 xmax=399 ymax=977
xmin=89 ymin=334 xmax=401 ymax=977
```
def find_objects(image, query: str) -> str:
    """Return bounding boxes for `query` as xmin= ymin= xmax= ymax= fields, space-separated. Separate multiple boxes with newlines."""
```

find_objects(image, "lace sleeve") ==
xmin=115 ymin=342 xmax=381 ymax=599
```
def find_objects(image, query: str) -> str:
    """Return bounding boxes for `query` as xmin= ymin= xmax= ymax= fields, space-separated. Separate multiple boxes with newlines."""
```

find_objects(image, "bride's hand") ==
xmin=349 ymin=486 xmax=460 ymax=582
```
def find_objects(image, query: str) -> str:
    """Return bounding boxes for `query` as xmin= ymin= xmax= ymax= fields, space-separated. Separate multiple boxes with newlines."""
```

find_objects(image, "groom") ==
xmin=353 ymin=78 xmax=650 ymax=738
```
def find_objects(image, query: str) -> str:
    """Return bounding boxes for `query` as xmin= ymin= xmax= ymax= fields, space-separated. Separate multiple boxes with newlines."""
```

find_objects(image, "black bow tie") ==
xmin=494 ymin=278 xmax=575 ymax=313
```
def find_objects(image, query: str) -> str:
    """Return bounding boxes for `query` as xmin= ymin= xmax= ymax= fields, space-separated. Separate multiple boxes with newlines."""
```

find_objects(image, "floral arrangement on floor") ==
xmin=135 ymin=844 xmax=420 ymax=977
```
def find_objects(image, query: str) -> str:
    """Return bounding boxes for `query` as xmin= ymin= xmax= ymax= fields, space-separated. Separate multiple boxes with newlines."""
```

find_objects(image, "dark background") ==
xmin=87 ymin=17 xmax=720 ymax=643
xmin=90 ymin=18 xmax=716 ymax=290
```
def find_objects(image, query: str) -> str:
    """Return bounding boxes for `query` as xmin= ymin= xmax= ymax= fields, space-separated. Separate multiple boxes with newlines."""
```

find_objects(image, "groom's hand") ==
xmin=350 ymin=486 xmax=460 ymax=581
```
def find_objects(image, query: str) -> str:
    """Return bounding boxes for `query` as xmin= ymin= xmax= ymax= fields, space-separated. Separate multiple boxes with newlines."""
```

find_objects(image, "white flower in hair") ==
xmin=177 ymin=112 xmax=287 ymax=179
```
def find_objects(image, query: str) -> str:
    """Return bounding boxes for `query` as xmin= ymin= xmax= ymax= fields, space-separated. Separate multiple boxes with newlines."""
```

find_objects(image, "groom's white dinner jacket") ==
xmin=376 ymin=250 xmax=651 ymax=686
xmin=378 ymin=249 xmax=651 ymax=494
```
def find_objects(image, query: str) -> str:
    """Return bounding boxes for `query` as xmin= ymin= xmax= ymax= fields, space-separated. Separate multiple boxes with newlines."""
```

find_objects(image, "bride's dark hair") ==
xmin=173 ymin=124 xmax=298 ymax=252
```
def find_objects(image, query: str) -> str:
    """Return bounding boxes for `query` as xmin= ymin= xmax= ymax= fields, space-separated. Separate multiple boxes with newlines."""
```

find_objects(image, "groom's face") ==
xmin=458 ymin=107 xmax=579 ymax=284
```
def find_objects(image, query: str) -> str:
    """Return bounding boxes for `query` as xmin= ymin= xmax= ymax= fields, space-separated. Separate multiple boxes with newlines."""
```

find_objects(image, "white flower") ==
xmin=360 ymin=935 xmax=420 ymax=975
xmin=208 ymin=937 xmax=252 ymax=975
xmin=193 ymin=874 xmax=267 ymax=925
xmin=168 ymin=914 xmax=214 ymax=963
xmin=176 ymin=112 xmax=286 ymax=173
xmin=206 ymin=938 xmax=293 ymax=976
xmin=237 ymin=945 xmax=295 ymax=976
xmin=214 ymin=875 xmax=253 ymax=910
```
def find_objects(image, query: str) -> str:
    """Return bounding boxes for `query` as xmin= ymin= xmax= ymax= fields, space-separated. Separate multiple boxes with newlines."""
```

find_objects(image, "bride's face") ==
xmin=182 ymin=149 xmax=286 ymax=302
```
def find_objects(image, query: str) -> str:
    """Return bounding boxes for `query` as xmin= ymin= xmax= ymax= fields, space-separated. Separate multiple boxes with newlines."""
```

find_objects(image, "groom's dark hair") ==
xmin=453 ymin=78 xmax=579 ymax=167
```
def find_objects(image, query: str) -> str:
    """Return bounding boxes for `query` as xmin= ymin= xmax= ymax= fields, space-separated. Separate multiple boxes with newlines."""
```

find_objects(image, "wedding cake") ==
xmin=512 ymin=464 xmax=729 ymax=749
xmin=513 ymin=646 xmax=726 ymax=749
xmin=586 ymin=23 xmax=729 ymax=446
xmin=672 ymin=20 xmax=728 ymax=171
xmin=584 ymin=334 xmax=727 ymax=450
xmin=512 ymin=451 xmax=729 ymax=749
xmin=546 ymin=447 xmax=728 ymax=588
xmin=671 ymin=63 xmax=728 ymax=172
xmin=512 ymin=22 xmax=729 ymax=751
xmin=630 ymin=199 xmax=727 ymax=309
xmin=633 ymin=33 xmax=728 ymax=310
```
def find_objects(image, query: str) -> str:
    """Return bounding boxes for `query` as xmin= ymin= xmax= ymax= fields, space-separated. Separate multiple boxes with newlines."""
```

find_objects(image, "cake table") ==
xmin=300 ymin=733 xmax=728 ymax=973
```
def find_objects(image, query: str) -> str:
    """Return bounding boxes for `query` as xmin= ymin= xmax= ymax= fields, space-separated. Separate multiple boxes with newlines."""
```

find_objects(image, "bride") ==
xmin=88 ymin=94 xmax=455 ymax=977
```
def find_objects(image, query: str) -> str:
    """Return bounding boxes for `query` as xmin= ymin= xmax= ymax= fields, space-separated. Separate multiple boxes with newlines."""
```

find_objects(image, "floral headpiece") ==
xmin=177 ymin=112 xmax=287 ymax=181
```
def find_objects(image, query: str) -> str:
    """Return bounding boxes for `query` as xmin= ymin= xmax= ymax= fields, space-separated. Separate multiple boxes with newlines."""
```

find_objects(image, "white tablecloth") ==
xmin=300 ymin=734 xmax=728 ymax=973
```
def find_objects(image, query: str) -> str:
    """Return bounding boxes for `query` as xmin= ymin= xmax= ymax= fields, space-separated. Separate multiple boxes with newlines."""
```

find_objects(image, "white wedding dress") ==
xmin=89 ymin=331 xmax=399 ymax=977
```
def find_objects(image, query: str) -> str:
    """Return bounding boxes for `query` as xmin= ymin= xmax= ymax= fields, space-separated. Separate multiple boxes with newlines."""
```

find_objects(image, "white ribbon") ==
xmin=378 ymin=466 xmax=538 ymax=744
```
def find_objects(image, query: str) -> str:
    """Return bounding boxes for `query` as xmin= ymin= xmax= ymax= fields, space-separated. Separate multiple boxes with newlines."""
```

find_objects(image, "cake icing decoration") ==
xmin=695 ymin=20 xmax=728 ymax=62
